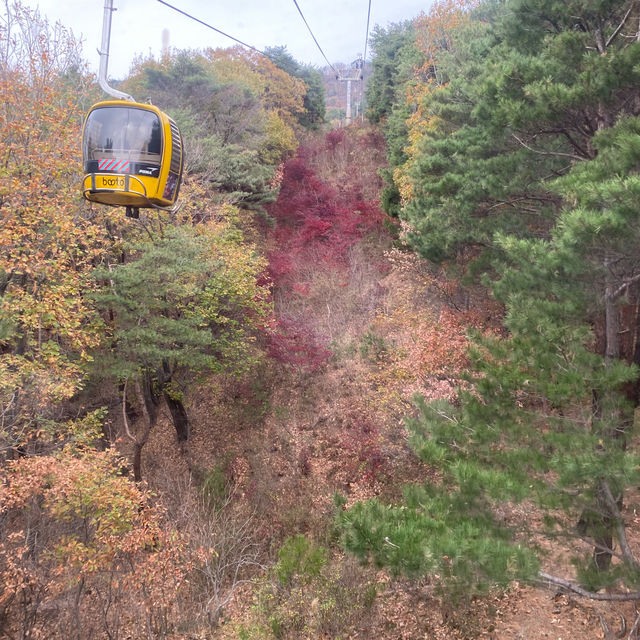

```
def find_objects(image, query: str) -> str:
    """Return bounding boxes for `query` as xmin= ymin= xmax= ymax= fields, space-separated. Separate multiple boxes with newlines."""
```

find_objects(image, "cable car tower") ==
xmin=338 ymin=55 xmax=364 ymax=125
xmin=82 ymin=0 xmax=184 ymax=218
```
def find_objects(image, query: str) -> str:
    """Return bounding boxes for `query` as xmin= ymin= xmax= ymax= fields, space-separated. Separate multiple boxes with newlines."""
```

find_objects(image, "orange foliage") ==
xmin=205 ymin=46 xmax=307 ymax=126
xmin=0 ymin=3 xmax=112 ymax=447
xmin=0 ymin=446 xmax=187 ymax=638
xmin=364 ymin=249 xmax=499 ymax=409
xmin=413 ymin=0 xmax=480 ymax=76
xmin=396 ymin=0 xmax=480 ymax=203
xmin=404 ymin=307 xmax=471 ymax=380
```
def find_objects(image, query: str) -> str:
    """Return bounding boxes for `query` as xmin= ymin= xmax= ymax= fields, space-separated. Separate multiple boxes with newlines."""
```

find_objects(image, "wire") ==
xmin=363 ymin=0 xmax=372 ymax=64
xmin=157 ymin=0 xmax=341 ymax=75
xmin=155 ymin=0 xmax=266 ymax=56
xmin=291 ymin=0 xmax=338 ymax=74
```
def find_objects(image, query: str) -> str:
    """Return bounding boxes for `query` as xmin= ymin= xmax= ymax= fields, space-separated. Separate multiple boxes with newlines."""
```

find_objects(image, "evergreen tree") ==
xmin=340 ymin=0 xmax=640 ymax=599
xmin=402 ymin=0 xmax=640 ymax=263
xmin=365 ymin=22 xmax=418 ymax=125
xmin=363 ymin=21 xmax=421 ymax=217
xmin=93 ymin=215 xmax=269 ymax=473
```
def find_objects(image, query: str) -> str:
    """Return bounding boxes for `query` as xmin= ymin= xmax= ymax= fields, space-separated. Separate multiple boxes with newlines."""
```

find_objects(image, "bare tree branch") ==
xmin=511 ymin=133 xmax=586 ymax=162
xmin=625 ymin=610 xmax=640 ymax=640
xmin=599 ymin=612 xmax=627 ymax=640
xmin=121 ymin=378 xmax=136 ymax=443
xmin=600 ymin=479 xmax=640 ymax=571
xmin=610 ymin=272 xmax=640 ymax=302
xmin=606 ymin=5 xmax=634 ymax=48
xmin=538 ymin=572 xmax=640 ymax=601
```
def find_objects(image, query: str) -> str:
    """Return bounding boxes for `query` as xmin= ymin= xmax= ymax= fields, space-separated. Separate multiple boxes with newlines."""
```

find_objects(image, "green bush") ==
xmin=236 ymin=534 xmax=377 ymax=639
xmin=275 ymin=534 xmax=328 ymax=586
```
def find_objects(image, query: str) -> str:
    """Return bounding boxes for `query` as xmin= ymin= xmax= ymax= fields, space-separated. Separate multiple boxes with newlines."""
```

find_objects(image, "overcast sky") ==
xmin=20 ymin=0 xmax=431 ymax=79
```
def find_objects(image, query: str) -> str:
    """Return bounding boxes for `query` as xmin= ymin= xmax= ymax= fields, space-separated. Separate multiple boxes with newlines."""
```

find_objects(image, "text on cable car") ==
xmin=97 ymin=175 xmax=126 ymax=189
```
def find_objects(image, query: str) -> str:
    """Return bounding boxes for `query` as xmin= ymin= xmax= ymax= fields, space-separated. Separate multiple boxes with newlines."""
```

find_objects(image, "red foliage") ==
xmin=268 ymin=251 xmax=294 ymax=281
xmin=267 ymin=152 xmax=385 ymax=282
xmin=264 ymin=130 xmax=390 ymax=371
xmin=325 ymin=128 xmax=347 ymax=150
xmin=356 ymin=128 xmax=386 ymax=152
xmin=341 ymin=410 xmax=385 ymax=485
xmin=266 ymin=314 xmax=332 ymax=373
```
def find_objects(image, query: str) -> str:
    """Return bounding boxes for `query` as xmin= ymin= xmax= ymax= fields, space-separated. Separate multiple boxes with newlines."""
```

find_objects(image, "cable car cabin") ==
xmin=82 ymin=100 xmax=183 ymax=210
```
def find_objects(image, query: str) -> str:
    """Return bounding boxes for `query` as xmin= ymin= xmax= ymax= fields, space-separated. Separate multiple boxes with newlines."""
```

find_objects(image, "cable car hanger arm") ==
xmin=98 ymin=0 xmax=134 ymax=102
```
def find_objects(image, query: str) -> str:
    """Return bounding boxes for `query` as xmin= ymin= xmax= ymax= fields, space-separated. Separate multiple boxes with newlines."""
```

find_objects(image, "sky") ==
xmin=19 ymin=0 xmax=431 ymax=79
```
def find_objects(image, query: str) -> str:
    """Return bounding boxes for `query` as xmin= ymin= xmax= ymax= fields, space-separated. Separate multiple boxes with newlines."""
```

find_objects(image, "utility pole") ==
xmin=338 ymin=55 xmax=364 ymax=126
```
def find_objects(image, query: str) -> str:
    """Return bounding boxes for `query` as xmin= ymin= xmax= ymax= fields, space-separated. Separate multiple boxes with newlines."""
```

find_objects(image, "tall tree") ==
xmin=362 ymin=21 xmax=421 ymax=217
xmin=93 ymin=210 xmax=270 ymax=479
xmin=264 ymin=45 xmax=326 ymax=130
xmin=402 ymin=0 xmax=640 ymax=263
xmin=0 ymin=0 xmax=108 ymax=455
xmin=365 ymin=21 xmax=419 ymax=126
xmin=340 ymin=0 xmax=640 ymax=600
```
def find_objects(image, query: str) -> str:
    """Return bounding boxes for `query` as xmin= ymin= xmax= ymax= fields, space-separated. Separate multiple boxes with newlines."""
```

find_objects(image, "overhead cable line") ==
xmin=290 ymin=0 xmax=338 ymax=75
xmin=363 ymin=0 xmax=372 ymax=63
xmin=155 ymin=0 xmax=267 ymax=56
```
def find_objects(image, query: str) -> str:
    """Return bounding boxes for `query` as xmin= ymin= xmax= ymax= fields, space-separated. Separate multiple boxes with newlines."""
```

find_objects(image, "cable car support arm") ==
xmin=98 ymin=0 xmax=134 ymax=102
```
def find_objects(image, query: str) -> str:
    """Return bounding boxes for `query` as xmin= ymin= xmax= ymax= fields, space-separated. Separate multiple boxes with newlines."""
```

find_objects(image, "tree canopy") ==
xmin=339 ymin=0 xmax=640 ymax=600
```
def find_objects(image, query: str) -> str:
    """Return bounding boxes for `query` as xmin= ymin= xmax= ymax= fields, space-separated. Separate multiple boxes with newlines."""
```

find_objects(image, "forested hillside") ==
xmin=3 ymin=0 xmax=640 ymax=638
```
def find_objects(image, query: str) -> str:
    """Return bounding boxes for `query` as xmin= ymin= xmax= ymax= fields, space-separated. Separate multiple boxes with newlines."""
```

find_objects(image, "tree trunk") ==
xmin=583 ymin=253 xmax=624 ymax=572
xmin=133 ymin=441 xmax=144 ymax=483
xmin=141 ymin=371 xmax=162 ymax=425
xmin=163 ymin=391 xmax=190 ymax=442
xmin=159 ymin=359 xmax=190 ymax=442
xmin=593 ymin=484 xmax=615 ymax=572
xmin=124 ymin=378 xmax=158 ymax=483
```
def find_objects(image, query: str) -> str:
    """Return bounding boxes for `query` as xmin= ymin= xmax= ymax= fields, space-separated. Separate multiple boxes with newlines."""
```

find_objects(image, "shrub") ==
xmin=235 ymin=535 xmax=376 ymax=639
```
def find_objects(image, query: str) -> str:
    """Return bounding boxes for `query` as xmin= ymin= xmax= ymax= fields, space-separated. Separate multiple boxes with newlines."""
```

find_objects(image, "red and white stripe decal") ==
xmin=98 ymin=159 xmax=130 ymax=172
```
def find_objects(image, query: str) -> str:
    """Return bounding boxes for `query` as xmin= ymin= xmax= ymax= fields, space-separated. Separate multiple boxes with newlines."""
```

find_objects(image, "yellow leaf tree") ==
xmin=0 ymin=1 xmax=111 ymax=453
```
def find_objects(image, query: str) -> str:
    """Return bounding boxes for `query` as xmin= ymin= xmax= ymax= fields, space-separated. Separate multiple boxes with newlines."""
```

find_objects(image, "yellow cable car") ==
xmin=82 ymin=100 xmax=184 ymax=210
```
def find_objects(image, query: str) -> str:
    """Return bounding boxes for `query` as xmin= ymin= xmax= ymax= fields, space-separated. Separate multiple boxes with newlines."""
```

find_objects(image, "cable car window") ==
xmin=83 ymin=107 xmax=162 ymax=176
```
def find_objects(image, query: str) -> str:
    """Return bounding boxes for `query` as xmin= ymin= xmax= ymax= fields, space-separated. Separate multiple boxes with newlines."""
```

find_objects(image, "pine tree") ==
xmin=93 ymin=213 xmax=269 ymax=478
xmin=401 ymin=0 xmax=640 ymax=263
xmin=339 ymin=0 xmax=640 ymax=600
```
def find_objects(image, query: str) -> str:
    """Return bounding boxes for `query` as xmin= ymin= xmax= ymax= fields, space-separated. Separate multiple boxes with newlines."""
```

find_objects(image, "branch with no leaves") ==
xmin=599 ymin=612 xmax=628 ymax=640
xmin=627 ymin=610 xmax=640 ymax=640
xmin=511 ymin=133 xmax=587 ymax=162
xmin=121 ymin=377 xmax=153 ymax=445
xmin=606 ymin=4 xmax=634 ymax=48
xmin=538 ymin=572 xmax=640 ymax=601
xmin=609 ymin=272 xmax=640 ymax=302
xmin=600 ymin=479 xmax=640 ymax=572
xmin=121 ymin=378 xmax=136 ymax=443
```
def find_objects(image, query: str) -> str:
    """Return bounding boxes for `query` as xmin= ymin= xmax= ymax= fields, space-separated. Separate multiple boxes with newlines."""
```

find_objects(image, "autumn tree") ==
xmin=0 ymin=441 xmax=186 ymax=638
xmin=0 ymin=0 xmax=109 ymax=455
xmin=205 ymin=46 xmax=306 ymax=128
xmin=126 ymin=49 xmax=300 ymax=211
xmin=205 ymin=47 xmax=305 ymax=167
xmin=264 ymin=45 xmax=326 ymax=130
